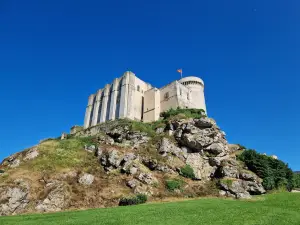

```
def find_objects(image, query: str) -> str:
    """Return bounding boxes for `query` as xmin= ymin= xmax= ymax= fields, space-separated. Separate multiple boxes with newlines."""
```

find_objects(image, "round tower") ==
xmin=178 ymin=76 xmax=207 ymax=113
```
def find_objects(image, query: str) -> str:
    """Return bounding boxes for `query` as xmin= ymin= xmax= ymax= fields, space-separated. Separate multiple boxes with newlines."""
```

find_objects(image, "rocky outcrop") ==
xmin=24 ymin=147 xmax=39 ymax=161
xmin=0 ymin=180 xmax=30 ymax=216
xmin=186 ymin=153 xmax=215 ymax=180
xmin=36 ymin=181 xmax=71 ymax=212
xmin=0 ymin=116 xmax=268 ymax=215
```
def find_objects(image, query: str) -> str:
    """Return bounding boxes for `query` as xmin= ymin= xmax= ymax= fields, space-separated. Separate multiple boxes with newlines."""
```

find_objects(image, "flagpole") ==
xmin=181 ymin=69 xmax=183 ymax=78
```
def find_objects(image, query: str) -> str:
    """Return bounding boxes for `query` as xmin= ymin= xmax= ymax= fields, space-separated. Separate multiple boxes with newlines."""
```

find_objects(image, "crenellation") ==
xmin=84 ymin=71 xmax=206 ymax=128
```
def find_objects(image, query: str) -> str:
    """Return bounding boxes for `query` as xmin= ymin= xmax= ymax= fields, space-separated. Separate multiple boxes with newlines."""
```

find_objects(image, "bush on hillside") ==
xmin=166 ymin=179 xmax=185 ymax=192
xmin=238 ymin=149 xmax=294 ymax=191
xmin=180 ymin=165 xmax=196 ymax=179
xmin=161 ymin=108 xmax=205 ymax=120
xmin=119 ymin=194 xmax=148 ymax=206
xmin=294 ymin=173 xmax=300 ymax=188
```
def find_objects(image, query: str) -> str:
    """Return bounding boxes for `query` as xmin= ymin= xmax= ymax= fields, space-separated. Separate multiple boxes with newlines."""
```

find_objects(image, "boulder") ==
xmin=78 ymin=173 xmax=94 ymax=186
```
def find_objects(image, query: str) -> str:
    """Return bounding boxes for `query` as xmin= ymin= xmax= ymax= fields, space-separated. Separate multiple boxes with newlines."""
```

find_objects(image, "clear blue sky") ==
xmin=0 ymin=0 xmax=299 ymax=170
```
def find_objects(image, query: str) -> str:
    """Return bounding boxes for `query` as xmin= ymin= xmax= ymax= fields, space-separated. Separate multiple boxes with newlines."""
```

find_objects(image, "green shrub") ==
xmin=180 ymin=165 xmax=196 ymax=179
xmin=161 ymin=108 xmax=205 ymax=120
xmin=131 ymin=121 xmax=156 ymax=137
xmin=293 ymin=173 xmax=300 ymax=188
xmin=119 ymin=194 xmax=148 ymax=206
xmin=238 ymin=149 xmax=294 ymax=191
xmin=220 ymin=179 xmax=233 ymax=187
xmin=166 ymin=179 xmax=184 ymax=192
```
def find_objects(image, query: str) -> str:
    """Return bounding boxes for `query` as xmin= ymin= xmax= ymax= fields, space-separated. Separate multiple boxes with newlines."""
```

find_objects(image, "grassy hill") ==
xmin=1 ymin=192 xmax=300 ymax=225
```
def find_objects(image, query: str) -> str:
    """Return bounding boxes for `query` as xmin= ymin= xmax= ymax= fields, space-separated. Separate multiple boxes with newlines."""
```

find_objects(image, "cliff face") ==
xmin=0 ymin=117 xmax=265 ymax=216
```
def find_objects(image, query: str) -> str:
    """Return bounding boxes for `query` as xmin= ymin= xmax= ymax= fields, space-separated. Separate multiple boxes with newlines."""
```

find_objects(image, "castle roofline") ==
xmin=179 ymin=76 xmax=204 ymax=86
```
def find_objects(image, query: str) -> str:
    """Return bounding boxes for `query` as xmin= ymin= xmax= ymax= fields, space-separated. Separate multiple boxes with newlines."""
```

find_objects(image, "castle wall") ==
xmin=143 ymin=88 xmax=160 ymax=122
xmin=91 ymin=89 xmax=103 ymax=126
xmin=108 ymin=78 xmax=120 ymax=121
xmin=84 ymin=94 xmax=95 ymax=128
xmin=133 ymin=76 xmax=152 ymax=121
xmin=84 ymin=73 xmax=207 ymax=128
xmin=159 ymin=81 xmax=180 ymax=112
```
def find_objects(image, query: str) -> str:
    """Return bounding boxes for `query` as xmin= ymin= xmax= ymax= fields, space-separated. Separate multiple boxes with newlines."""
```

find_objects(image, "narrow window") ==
xmin=137 ymin=85 xmax=140 ymax=92
xmin=164 ymin=92 xmax=169 ymax=100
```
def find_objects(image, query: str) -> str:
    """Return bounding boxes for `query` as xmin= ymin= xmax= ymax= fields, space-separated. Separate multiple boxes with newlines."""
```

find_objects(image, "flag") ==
xmin=177 ymin=69 xmax=182 ymax=73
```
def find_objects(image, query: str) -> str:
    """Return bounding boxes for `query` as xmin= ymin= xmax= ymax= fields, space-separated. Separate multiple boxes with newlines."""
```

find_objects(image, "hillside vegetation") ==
xmin=1 ymin=193 xmax=300 ymax=225
xmin=238 ymin=149 xmax=294 ymax=191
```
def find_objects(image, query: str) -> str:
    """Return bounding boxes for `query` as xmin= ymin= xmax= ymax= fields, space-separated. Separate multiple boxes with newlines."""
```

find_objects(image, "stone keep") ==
xmin=84 ymin=71 xmax=206 ymax=128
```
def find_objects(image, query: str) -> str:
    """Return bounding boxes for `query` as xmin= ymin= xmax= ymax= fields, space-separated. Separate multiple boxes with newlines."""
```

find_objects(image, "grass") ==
xmin=26 ymin=137 xmax=100 ymax=173
xmin=1 ymin=193 xmax=300 ymax=225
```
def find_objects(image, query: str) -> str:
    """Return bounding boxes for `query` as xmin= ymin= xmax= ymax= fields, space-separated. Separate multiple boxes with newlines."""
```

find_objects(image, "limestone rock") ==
xmin=219 ymin=179 xmax=265 ymax=199
xmin=126 ymin=132 xmax=150 ymax=147
xmin=239 ymin=171 xmax=257 ymax=181
xmin=181 ymin=133 xmax=214 ymax=151
xmin=137 ymin=173 xmax=157 ymax=185
xmin=126 ymin=179 xmax=139 ymax=189
xmin=100 ymin=149 xmax=121 ymax=171
xmin=0 ymin=182 xmax=30 ymax=216
xmin=78 ymin=173 xmax=94 ymax=185
xmin=36 ymin=181 xmax=70 ymax=212
xmin=204 ymin=143 xmax=226 ymax=156
xmin=155 ymin=127 xmax=165 ymax=134
xmin=159 ymin=138 xmax=184 ymax=159
xmin=24 ymin=146 xmax=39 ymax=161
xmin=84 ymin=145 xmax=96 ymax=153
xmin=186 ymin=153 xmax=216 ymax=180
xmin=9 ymin=159 xmax=20 ymax=168
xmin=194 ymin=117 xmax=216 ymax=128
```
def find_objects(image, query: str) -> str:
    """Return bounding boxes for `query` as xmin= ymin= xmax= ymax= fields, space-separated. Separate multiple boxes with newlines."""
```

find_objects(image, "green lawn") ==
xmin=1 ymin=193 xmax=300 ymax=225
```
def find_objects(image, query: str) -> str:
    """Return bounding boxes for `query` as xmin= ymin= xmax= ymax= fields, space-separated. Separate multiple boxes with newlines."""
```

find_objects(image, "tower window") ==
xmin=137 ymin=85 xmax=140 ymax=92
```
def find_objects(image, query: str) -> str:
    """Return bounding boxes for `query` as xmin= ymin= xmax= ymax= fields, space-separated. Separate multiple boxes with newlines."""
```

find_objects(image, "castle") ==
xmin=84 ymin=71 xmax=206 ymax=128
